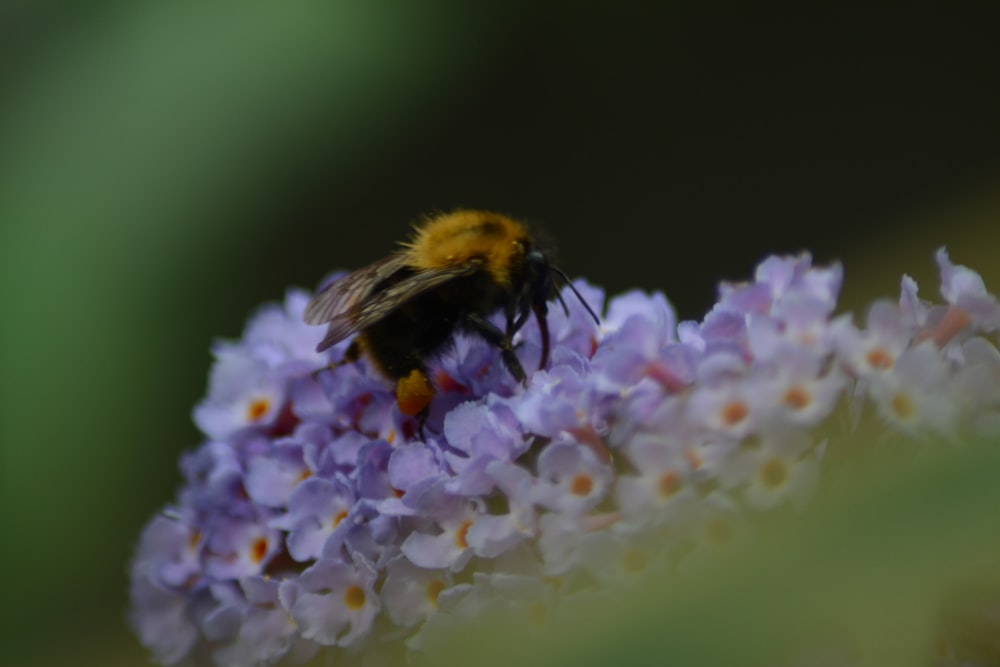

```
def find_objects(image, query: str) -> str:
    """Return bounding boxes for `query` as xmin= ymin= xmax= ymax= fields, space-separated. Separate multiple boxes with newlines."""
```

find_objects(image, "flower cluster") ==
xmin=129 ymin=248 xmax=1000 ymax=666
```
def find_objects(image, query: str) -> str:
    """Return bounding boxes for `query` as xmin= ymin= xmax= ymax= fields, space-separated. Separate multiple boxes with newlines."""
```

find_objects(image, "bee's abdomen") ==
xmin=359 ymin=272 xmax=510 ymax=381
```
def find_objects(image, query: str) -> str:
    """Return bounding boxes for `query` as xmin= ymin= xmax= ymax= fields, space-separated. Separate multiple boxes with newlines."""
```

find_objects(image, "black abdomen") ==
xmin=358 ymin=270 xmax=510 ymax=380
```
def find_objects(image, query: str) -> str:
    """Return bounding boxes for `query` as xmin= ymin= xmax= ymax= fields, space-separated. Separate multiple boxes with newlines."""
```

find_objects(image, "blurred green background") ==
xmin=2 ymin=2 xmax=999 ymax=666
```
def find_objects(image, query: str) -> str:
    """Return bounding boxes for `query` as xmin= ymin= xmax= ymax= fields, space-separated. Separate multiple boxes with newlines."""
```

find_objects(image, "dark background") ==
xmin=286 ymin=3 xmax=1000 ymax=315
xmin=1 ymin=3 xmax=998 ymax=665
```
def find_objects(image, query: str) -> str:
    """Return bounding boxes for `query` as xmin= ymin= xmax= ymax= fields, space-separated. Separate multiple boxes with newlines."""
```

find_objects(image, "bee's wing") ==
xmin=309 ymin=258 xmax=480 ymax=352
xmin=304 ymin=254 xmax=409 ymax=326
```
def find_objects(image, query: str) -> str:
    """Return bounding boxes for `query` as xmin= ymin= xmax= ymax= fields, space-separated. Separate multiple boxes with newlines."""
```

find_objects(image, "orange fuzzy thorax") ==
xmin=403 ymin=210 xmax=529 ymax=286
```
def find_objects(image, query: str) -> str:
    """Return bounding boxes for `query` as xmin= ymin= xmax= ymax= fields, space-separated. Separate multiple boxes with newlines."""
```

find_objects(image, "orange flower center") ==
xmin=570 ymin=474 xmax=594 ymax=496
xmin=866 ymin=347 xmax=893 ymax=370
xmin=250 ymin=537 xmax=269 ymax=564
xmin=246 ymin=398 xmax=270 ymax=422
xmin=783 ymin=386 xmax=811 ymax=410
xmin=721 ymin=400 xmax=748 ymax=426
xmin=343 ymin=585 xmax=366 ymax=611
xmin=454 ymin=520 xmax=472 ymax=549
xmin=657 ymin=471 xmax=681 ymax=499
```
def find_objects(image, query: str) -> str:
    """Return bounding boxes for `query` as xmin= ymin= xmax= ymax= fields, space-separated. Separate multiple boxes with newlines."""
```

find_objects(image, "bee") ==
xmin=304 ymin=209 xmax=599 ymax=417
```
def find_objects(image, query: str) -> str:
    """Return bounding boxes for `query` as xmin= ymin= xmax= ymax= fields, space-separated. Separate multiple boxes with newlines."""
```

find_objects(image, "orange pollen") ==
xmin=759 ymin=458 xmax=789 ymax=488
xmin=454 ymin=520 xmax=472 ymax=549
xmin=246 ymin=398 xmax=271 ymax=422
xmin=657 ymin=471 xmax=681 ymax=499
xmin=783 ymin=386 xmax=811 ymax=410
xmin=188 ymin=529 xmax=201 ymax=551
xmin=570 ymin=474 xmax=594 ymax=496
xmin=891 ymin=392 xmax=915 ymax=419
xmin=425 ymin=579 xmax=446 ymax=607
xmin=866 ymin=347 xmax=893 ymax=370
xmin=720 ymin=400 xmax=749 ymax=426
xmin=332 ymin=509 xmax=348 ymax=528
xmin=706 ymin=518 xmax=732 ymax=545
xmin=622 ymin=548 xmax=648 ymax=573
xmin=343 ymin=585 xmax=366 ymax=611
xmin=386 ymin=429 xmax=396 ymax=444
xmin=397 ymin=370 xmax=435 ymax=416
xmin=298 ymin=469 xmax=313 ymax=482
xmin=250 ymin=537 xmax=269 ymax=564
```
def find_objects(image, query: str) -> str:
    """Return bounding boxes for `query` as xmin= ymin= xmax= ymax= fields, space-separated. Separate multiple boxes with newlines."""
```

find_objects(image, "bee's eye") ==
xmin=524 ymin=250 xmax=548 ymax=276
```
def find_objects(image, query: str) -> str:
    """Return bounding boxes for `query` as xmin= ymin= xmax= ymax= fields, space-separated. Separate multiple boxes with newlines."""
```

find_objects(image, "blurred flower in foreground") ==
xmin=129 ymin=248 xmax=1000 ymax=666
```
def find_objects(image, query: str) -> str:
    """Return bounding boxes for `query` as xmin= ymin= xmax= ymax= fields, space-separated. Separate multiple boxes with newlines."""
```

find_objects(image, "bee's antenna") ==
xmin=551 ymin=266 xmax=601 ymax=326
xmin=554 ymin=289 xmax=571 ymax=317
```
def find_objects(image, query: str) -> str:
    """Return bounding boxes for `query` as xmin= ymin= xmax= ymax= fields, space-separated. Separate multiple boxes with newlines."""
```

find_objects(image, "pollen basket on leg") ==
xmin=397 ymin=370 xmax=435 ymax=417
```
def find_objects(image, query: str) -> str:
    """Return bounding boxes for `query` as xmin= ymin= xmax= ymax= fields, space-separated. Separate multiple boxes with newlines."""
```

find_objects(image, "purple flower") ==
xmin=282 ymin=557 xmax=380 ymax=647
xmin=201 ymin=514 xmax=282 ymax=581
xmin=441 ymin=397 xmax=529 ymax=496
xmin=270 ymin=475 xmax=355 ymax=562
xmin=615 ymin=432 xmax=700 ymax=526
xmin=130 ymin=248 xmax=1000 ymax=665
xmin=129 ymin=566 xmax=200 ymax=664
xmin=830 ymin=300 xmax=913 ymax=379
xmin=243 ymin=440 xmax=310 ymax=508
xmin=533 ymin=439 xmax=614 ymax=515
xmin=867 ymin=341 xmax=958 ymax=437
xmin=399 ymin=487 xmax=479 ymax=571
xmin=208 ymin=576 xmax=317 ymax=666
xmin=192 ymin=350 xmax=287 ymax=442
xmin=380 ymin=556 xmax=455 ymax=628
xmin=936 ymin=247 xmax=1000 ymax=332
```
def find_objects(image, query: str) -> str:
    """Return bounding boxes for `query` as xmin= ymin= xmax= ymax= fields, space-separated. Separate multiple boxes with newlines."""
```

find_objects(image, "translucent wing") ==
xmin=308 ymin=257 xmax=482 ymax=352
xmin=304 ymin=254 xmax=409 ymax=326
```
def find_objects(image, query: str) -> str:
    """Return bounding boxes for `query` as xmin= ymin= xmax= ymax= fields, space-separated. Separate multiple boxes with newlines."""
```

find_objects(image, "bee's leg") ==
xmin=342 ymin=340 xmax=362 ymax=364
xmin=311 ymin=339 xmax=362 ymax=379
xmin=465 ymin=313 xmax=527 ymax=385
xmin=415 ymin=408 xmax=430 ymax=441
xmin=505 ymin=291 xmax=532 ymax=339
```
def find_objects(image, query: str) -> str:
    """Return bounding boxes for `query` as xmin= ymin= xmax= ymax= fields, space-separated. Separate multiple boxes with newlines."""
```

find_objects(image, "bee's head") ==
xmin=520 ymin=247 xmax=600 ymax=371
xmin=524 ymin=248 xmax=555 ymax=312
